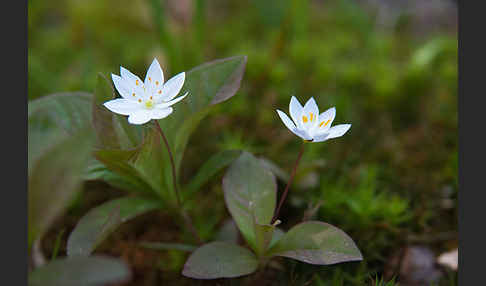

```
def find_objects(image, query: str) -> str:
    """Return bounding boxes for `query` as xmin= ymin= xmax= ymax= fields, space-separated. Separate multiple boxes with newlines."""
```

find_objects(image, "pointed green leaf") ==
xmin=28 ymin=93 xmax=95 ymax=248
xmin=28 ymin=92 xmax=93 ymax=132
xmin=113 ymin=113 xmax=144 ymax=148
xmin=182 ymin=241 xmax=258 ymax=279
xmin=51 ymin=229 xmax=66 ymax=260
xmin=157 ymin=55 xmax=247 ymax=175
xmin=84 ymin=160 xmax=150 ymax=194
xmin=131 ymin=128 xmax=176 ymax=202
xmin=186 ymin=55 xmax=248 ymax=106
xmin=254 ymin=223 xmax=275 ymax=257
xmin=28 ymin=256 xmax=131 ymax=286
xmin=267 ymin=221 xmax=363 ymax=265
xmin=94 ymin=148 xmax=158 ymax=196
xmin=28 ymin=128 xmax=94 ymax=249
xmin=184 ymin=149 xmax=242 ymax=199
xmin=28 ymin=92 xmax=93 ymax=175
xmin=269 ymin=227 xmax=285 ymax=249
xmin=92 ymin=73 xmax=120 ymax=149
xmin=222 ymin=152 xmax=277 ymax=251
xmin=94 ymin=127 xmax=176 ymax=202
xmin=67 ymin=196 xmax=161 ymax=256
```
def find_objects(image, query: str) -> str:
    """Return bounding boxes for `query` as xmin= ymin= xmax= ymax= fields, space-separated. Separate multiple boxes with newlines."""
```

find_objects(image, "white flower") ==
xmin=104 ymin=58 xmax=188 ymax=125
xmin=276 ymin=96 xmax=351 ymax=142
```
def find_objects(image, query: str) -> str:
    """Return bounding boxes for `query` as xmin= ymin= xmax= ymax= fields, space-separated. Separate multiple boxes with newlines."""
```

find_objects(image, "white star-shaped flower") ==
xmin=276 ymin=96 xmax=351 ymax=142
xmin=104 ymin=58 xmax=188 ymax=125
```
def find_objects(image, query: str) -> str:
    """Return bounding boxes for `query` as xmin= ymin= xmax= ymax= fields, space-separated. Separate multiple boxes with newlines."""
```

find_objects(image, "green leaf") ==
xmin=94 ymin=148 xmax=158 ymax=196
xmin=67 ymin=196 xmax=161 ymax=256
xmin=28 ymin=92 xmax=93 ymax=133
xmin=28 ymin=93 xmax=95 ymax=249
xmin=28 ymin=256 xmax=131 ymax=286
xmin=28 ymin=129 xmax=94 ymax=249
xmin=113 ymin=113 xmax=144 ymax=148
xmin=182 ymin=241 xmax=258 ymax=279
xmin=83 ymin=159 xmax=142 ymax=191
xmin=222 ymin=152 xmax=277 ymax=252
xmin=94 ymin=127 xmax=174 ymax=202
xmin=269 ymin=227 xmax=285 ymax=249
xmin=254 ymin=223 xmax=275 ymax=257
xmin=28 ymin=92 xmax=93 ymax=175
xmin=51 ymin=229 xmax=65 ymax=260
xmin=92 ymin=73 xmax=120 ymax=149
xmin=184 ymin=149 xmax=242 ymax=199
xmin=131 ymin=128 xmax=175 ymax=201
xmin=156 ymin=56 xmax=247 ymax=193
xmin=267 ymin=221 xmax=363 ymax=265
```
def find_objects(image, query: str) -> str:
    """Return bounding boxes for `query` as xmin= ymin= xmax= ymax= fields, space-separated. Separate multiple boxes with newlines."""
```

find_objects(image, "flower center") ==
xmin=145 ymin=100 xmax=154 ymax=109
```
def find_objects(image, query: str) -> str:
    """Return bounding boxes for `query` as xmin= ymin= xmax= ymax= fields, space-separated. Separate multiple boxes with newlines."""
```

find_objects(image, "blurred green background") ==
xmin=28 ymin=0 xmax=457 ymax=284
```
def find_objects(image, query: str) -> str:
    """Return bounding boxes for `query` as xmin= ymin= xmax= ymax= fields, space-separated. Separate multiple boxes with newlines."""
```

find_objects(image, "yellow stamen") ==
xmin=302 ymin=115 xmax=308 ymax=123
xmin=158 ymin=90 xmax=162 ymax=94
xmin=138 ymin=99 xmax=142 ymax=103
xmin=136 ymin=80 xmax=139 ymax=86
xmin=150 ymin=96 xmax=153 ymax=100
xmin=319 ymin=119 xmax=331 ymax=127
xmin=310 ymin=113 xmax=314 ymax=122
xmin=132 ymin=93 xmax=135 ymax=97
xmin=156 ymin=81 xmax=159 ymax=85
xmin=145 ymin=100 xmax=154 ymax=109
xmin=148 ymin=77 xmax=151 ymax=81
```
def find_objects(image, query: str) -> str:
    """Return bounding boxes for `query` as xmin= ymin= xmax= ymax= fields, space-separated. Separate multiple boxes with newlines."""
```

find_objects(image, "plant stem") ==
xmin=154 ymin=121 xmax=181 ymax=206
xmin=153 ymin=121 xmax=202 ymax=244
xmin=181 ymin=210 xmax=202 ymax=244
xmin=271 ymin=142 xmax=306 ymax=224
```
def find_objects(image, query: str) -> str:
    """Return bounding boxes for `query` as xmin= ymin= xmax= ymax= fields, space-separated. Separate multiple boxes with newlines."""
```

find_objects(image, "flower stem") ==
xmin=153 ymin=121 xmax=202 ymax=244
xmin=154 ymin=121 xmax=181 ymax=206
xmin=271 ymin=142 xmax=306 ymax=224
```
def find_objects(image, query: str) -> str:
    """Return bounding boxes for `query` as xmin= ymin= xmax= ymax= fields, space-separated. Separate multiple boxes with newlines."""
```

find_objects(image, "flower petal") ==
xmin=120 ymin=66 xmax=144 ymax=91
xmin=312 ymin=107 xmax=336 ymax=136
xmin=302 ymin=97 xmax=319 ymax=125
xmin=155 ymin=92 xmax=188 ymax=109
xmin=151 ymin=107 xmax=173 ymax=120
xmin=103 ymin=99 xmax=139 ymax=115
xmin=158 ymin=72 xmax=185 ymax=102
xmin=127 ymin=110 xmax=152 ymax=125
xmin=318 ymin=107 xmax=336 ymax=127
xmin=111 ymin=74 xmax=132 ymax=99
xmin=312 ymin=133 xmax=330 ymax=143
xmin=144 ymin=58 xmax=164 ymax=93
xmin=277 ymin=110 xmax=312 ymax=140
xmin=294 ymin=128 xmax=313 ymax=141
xmin=326 ymin=124 xmax=351 ymax=139
xmin=276 ymin=109 xmax=296 ymax=130
xmin=289 ymin=96 xmax=303 ymax=126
